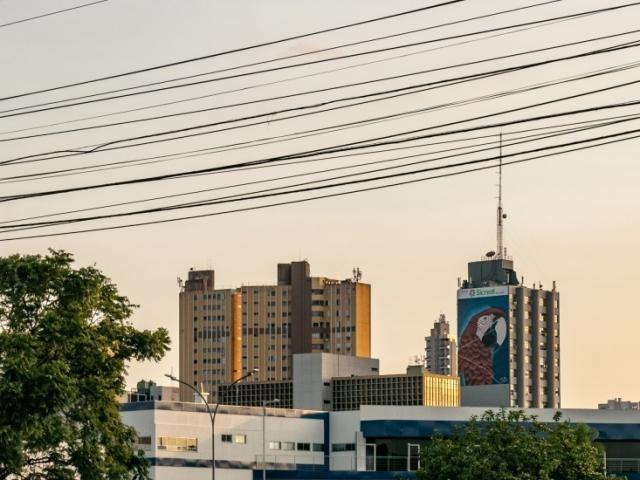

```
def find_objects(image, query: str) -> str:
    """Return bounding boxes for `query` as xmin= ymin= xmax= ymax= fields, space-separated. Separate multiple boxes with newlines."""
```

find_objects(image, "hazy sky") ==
xmin=1 ymin=0 xmax=639 ymax=408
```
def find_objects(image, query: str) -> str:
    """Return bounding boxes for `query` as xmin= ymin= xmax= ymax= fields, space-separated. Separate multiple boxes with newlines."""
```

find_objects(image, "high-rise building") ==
xmin=457 ymin=158 xmax=560 ymax=408
xmin=425 ymin=314 xmax=458 ymax=376
xmin=178 ymin=261 xmax=371 ymax=402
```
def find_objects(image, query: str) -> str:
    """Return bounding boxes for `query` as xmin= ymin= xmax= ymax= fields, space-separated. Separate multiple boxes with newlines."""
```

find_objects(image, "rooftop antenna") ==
xmin=496 ymin=131 xmax=506 ymax=259
xmin=352 ymin=267 xmax=362 ymax=283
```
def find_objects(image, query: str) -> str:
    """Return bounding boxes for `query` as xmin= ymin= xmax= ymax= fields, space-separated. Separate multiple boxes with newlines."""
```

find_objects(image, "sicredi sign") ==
xmin=457 ymin=286 xmax=509 ymax=299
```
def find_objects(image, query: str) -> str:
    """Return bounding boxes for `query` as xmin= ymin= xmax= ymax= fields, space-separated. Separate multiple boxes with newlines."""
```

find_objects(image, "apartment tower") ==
xmin=425 ymin=314 xmax=458 ymax=376
xmin=178 ymin=261 xmax=371 ymax=402
xmin=457 ymin=156 xmax=560 ymax=408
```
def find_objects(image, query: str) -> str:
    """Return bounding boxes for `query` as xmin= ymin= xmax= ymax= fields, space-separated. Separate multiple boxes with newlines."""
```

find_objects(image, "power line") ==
xmin=5 ymin=109 xmax=639 ymax=186
xmin=3 ymin=1 xmax=634 ymax=118
xmin=1 ymin=0 xmax=556 ymax=111
xmin=0 ymin=0 xmax=107 ymax=29
xmin=2 ymin=128 xmax=638 ymax=241
xmin=7 ymin=48 xmax=640 ymax=167
xmin=4 ymin=30 xmax=639 ymax=143
xmin=4 ymin=117 xmax=626 ymax=224
xmin=0 ymin=0 xmax=463 ymax=102
xmin=5 ymin=115 xmax=636 ymax=230
xmin=4 ymin=96 xmax=640 ymax=203
xmin=1 ymin=10 xmax=594 ymax=138
xmin=11 ymin=65 xmax=640 ymax=177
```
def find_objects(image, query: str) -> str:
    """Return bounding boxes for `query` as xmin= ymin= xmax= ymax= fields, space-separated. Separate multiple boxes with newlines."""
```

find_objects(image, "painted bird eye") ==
xmin=476 ymin=315 xmax=494 ymax=339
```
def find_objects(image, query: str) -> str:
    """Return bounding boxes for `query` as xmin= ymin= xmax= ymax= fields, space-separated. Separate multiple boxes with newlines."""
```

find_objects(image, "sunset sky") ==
xmin=1 ymin=0 xmax=639 ymax=408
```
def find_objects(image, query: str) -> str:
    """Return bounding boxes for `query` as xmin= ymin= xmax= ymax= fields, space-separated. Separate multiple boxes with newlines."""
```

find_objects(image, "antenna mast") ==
xmin=496 ymin=132 xmax=505 ymax=259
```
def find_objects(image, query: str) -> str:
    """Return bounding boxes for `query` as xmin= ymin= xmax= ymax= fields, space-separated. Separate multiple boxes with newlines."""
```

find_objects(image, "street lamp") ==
xmin=165 ymin=368 xmax=259 ymax=480
xmin=262 ymin=398 xmax=280 ymax=480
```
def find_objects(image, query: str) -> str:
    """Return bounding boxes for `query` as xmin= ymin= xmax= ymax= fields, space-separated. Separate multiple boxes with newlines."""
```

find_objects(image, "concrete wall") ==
xmin=460 ymin=384 xmax=510 ymax=407
xmin=293 ymin=353 xmax=379 ymax=410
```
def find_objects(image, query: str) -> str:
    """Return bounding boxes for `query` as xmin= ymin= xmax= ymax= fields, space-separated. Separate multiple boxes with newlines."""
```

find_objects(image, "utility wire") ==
xmin=1 ymin=11 xmax=598 ymax=138
xmin=4 ymin=117 xmax=627 ymax=224
xmin=0 ymin=0 xmax=107 ymax=29
xmin=4 ymin=31 xmax=639 ymax=143
xmin=7 ymin=44 xmax=640 ymax=167
xmin=4 ymin=96 xmax=640 ymax=203
xmin=3 ymin=1 xmax=633 ymax=118
xmin=5 ymin=115 xmax=636 ymax=230
xmin=0 ymin=0 xmax=463 ymax=102
xmin=9 ymin=109 xmax=638 ymax=185
xmin=5 ymin=56 xmax=639 ymax=186
xmin=2 ymin=128 xmax=638 ymax=241
xmin=1 ymin=0 xmax=556 ymax=109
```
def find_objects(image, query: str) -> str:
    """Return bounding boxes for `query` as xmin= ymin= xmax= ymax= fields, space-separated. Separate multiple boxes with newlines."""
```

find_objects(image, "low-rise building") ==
xmin=331 ymin=366 xmax=460 ymax=411
xmin=216 ymin=353 xmax=459 ymax=411
xmin=121 ymin=402 xmax=640 ymax=479
xmin=599 ymin=398 xmax=640 ymax=410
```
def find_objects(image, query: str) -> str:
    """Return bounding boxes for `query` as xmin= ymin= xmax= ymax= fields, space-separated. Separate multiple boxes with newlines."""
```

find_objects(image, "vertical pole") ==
xmin=497 ymin=131 xmax=504 ymax=259
xmin=262 ymin=404 xmax=266 ymax=480
xmin=211 ymin=412 xmax=218 ymax=480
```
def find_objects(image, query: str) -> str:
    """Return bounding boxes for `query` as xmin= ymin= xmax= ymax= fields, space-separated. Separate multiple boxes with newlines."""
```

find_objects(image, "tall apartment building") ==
xmin=457 ymin=161 xmax=560 ymax=408
xmin=179 ymin=262 xmax=371 ymax=402
xmin=425 ymin=314 xmax=457 ymax=376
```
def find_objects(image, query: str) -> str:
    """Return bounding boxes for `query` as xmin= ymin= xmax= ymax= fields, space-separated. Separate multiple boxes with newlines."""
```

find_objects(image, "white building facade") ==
xmin=122 ymin=401 xmax=640 ymax=479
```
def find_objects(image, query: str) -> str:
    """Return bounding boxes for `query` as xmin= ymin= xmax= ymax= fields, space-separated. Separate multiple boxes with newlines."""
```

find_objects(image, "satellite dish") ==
xmin=486 ymin=251 xmax=496 ymax=257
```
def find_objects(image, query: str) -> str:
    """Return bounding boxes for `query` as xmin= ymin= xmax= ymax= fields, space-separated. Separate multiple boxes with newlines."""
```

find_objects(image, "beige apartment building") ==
xmin=179 ymin=261 xmax=371 ymax=402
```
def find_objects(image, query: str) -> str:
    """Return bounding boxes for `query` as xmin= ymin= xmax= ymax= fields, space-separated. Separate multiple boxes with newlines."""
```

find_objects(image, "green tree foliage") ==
xmin=417 ymin=409 xmax=620 ymax=480
xmin=0 ymin=250 xmax=170 ymax=479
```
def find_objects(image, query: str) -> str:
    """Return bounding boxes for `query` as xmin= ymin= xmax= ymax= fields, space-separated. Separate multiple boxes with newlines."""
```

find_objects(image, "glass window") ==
xmin=157 ymin=436 xmax=197 ymax=452
xmin=234 ymin=434 xmax=247 ymax=444
xmin=282 ymin=441 xmax=295 ymax=451
xmin=297 ymin=443 xmax=311 ymax=451
xmin=312 ymin=443 xmax=324 ymax=452
xmin=221 ymin=434 xmax=232 ymax=443
xmin=269 ymin=441 xmax=281 ymax=450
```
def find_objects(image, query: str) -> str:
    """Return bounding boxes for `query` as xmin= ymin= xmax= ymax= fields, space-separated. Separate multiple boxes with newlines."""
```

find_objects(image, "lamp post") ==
xmin=165 ymin=368 xmax=258 ymax=480
xmin=262 ymin=398 xmax=280 ymax=480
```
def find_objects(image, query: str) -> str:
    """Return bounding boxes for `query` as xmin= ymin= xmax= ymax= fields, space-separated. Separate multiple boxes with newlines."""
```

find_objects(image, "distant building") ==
xmin=219 ymin=353 xmax=379 ymax=411
xmin=425 ymin=314 xmax=457 ymax=376
xmin=598 ymin=398 xmax=640 ymax=410
xmin=218 ymin=380 xmax=294 ymax=409
xmin=217 ymin=353 xmax=459 ymax=411
xmin=457 ymin=160 xmax=560 ymax=409
xmin=178 ymin=261 xmax=371 ymax=402
xmin=331 ymin=366 xmax=460 ymax=411
xmin=120 ymin=380 xmax=179 ymax=403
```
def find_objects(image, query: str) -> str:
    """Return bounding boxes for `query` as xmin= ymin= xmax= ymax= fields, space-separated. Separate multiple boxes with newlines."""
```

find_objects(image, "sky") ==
xmin=1 ymin=0 xmax=639 ymax=408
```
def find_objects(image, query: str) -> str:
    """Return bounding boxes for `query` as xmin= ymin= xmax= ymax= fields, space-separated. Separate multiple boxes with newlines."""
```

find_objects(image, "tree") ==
xmin=0 ymin=250 xmax=170 ymax=479
xmin=417 ymin=409 xmax=620 ymax=480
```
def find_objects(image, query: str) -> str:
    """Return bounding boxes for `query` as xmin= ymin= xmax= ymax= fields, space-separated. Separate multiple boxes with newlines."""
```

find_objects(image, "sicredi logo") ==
xmin=466 ymin=287 xmax=504 ymax=298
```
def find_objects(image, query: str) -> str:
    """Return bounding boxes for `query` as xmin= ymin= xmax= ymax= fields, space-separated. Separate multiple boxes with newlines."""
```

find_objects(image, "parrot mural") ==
xmin=458 ymin=307 xmax=507 ymax=385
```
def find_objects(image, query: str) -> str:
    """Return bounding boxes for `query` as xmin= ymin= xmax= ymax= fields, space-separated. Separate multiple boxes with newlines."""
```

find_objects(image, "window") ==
xmin=135 ymin=436 xmax=152 ymax=451
xmin=312 ymin=443 xmax=324 ymax=452
xmin=234 ymin=434 xmax=247 ymax=444
xmin=297 ymin=442 xmax=311 ymax=451
xmin=282 ymin=442 xmax=295 ymax=451
xmin=332 ymin=443 xmax=355 ymax=452
xmin=157 ymin=437 xmax=197 ymax=452
xmin=221 ymin=434 xmax=232 ymax=443
xmin=269 ymin=441 xmax=281 ymax=450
